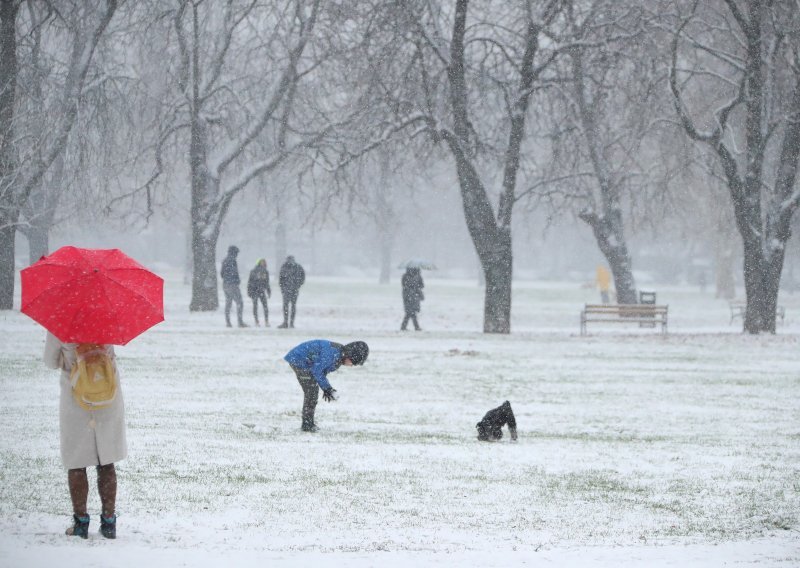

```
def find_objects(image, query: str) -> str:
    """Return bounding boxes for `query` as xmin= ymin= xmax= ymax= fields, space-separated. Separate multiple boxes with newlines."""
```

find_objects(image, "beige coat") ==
xmin=43 ymin=333 xmax=127 ymax=470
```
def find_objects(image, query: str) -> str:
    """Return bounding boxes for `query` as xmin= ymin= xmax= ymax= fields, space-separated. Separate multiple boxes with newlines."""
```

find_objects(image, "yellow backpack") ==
xmin=69 ymin=343 xmax=118 ymax=411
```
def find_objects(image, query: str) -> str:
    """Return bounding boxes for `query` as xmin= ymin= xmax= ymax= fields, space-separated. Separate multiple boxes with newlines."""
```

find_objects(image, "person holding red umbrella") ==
xmin=44 ymin=334 xmax=125 ymax=539
xmin=22 ymin=246 xmax=164 ymax=540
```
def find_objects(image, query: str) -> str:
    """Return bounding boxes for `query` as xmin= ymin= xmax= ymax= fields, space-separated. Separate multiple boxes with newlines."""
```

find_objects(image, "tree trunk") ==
xmin=25 ymin=223 xmax=49 ymax=264
xmin=446 ymin=138 xmax=513 ymax=333
xmin=189 ymin=228 xmax=218 ymax=311
xmin=580 ymin=210 xmax=637 ymax=304
xmin=571 ymin=47 xmax=637 ymax=305
xmin=741 ymin=238 xmax=771 ymax=332
xmin=0 ymin=0 xmax=19 ymax=310
xmin=22 ymin=192 xmax=52 ymax=265
xmin=0 ymin=222 xmax=16 ymax=309
xmin=24 ymin=150 xmax=65 ymax=263
xmin=482 ymin=233 xmax=512 ymax=333
xmin=188 ymin=113 xmax=219 ymax=311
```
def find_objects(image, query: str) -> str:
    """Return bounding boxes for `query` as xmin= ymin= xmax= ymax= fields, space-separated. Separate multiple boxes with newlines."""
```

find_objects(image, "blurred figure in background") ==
xmin=247 ymin=258 xmax=271 ymax=326
xmin=278 ymin=255 xmax=305 ymax=328
xmin=595 ymin=265 xmax=611 ymax=304
xmin=401 ymin=267 xmax=424 ymax=331
xmin=221 ymin=245 xmax=247 ymax=328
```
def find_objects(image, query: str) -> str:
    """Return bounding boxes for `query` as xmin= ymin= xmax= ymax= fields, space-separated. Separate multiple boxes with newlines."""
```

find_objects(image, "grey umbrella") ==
xmin=397 ymin=259 xmax=437 ymax=270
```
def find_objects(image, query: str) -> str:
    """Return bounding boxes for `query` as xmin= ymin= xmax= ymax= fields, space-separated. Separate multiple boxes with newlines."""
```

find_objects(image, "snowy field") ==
xmin=1 ymin=271 xmax=799 ymax=567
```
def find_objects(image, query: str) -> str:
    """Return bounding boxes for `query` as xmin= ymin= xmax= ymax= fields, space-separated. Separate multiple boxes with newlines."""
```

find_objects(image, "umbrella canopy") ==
xmin=21 ymin=246 xmax=164 ymax=345
xmin=397 ymin=259 xmax=437 ymax=270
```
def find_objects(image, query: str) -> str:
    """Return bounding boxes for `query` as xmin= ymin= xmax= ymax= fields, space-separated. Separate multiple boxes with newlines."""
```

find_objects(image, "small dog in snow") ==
xmin=476 ymin=400 xmax=518 ymax=442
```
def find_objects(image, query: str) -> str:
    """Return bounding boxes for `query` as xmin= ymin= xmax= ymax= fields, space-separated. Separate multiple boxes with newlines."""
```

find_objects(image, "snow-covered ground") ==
xmin=1 ymin=272 xmax=798 ymax=567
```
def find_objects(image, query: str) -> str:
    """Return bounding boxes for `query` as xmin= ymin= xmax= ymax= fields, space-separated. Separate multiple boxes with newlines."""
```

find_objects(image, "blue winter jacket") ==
xmin=284 ymin=340 xmax=343 ymax=391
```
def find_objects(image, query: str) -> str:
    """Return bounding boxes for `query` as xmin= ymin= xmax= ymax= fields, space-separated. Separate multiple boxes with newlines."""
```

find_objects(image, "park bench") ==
xmin=728 ymin=301 xmax=785 ymax=325
xmin=580 ymin=304 xmax=669 ymax=336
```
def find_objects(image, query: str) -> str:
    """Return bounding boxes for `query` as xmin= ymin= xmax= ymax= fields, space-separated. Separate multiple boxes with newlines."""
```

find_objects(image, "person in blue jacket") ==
xmin=284 ymin=339 xmax=369 ymax=432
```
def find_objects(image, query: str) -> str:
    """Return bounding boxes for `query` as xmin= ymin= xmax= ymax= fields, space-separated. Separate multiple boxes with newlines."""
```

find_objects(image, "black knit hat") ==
xmin=343 ymin=341 xmax=369 ymax=366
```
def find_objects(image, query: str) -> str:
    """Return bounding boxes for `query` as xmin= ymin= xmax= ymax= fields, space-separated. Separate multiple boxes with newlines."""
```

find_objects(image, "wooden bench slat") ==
xmin=580 ymin=303 xmax=669 ymax=336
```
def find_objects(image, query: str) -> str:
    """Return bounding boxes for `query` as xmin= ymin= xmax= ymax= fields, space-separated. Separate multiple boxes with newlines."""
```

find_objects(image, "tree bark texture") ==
xmin=0 ymin=0 xmax=19 ymax=309
xmin=671 ymin=0 xmax=800 ymax=333
xmin=571 ymin=46 xmax=637 ymax=305
xmin=439 ymin=0 xmax=545 ymax=333
xmin=0 ymin=0 xmax=116 ymax=310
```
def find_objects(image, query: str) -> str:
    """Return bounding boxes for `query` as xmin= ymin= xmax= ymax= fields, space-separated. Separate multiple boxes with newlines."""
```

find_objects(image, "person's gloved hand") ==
xmin=322 ymin=388 xmax=338 ymax=402
xmin=510 ymin=428 xmax=518 ymax=442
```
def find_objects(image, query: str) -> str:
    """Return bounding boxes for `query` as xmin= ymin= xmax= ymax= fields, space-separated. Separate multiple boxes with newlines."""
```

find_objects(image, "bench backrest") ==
xmin=583 ymin=304 xmax=668 ymax=315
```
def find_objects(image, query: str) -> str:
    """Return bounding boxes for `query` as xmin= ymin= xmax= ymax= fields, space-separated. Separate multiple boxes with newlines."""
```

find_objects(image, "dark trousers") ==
xmin=282 ymin=290 xmax=299 ymax=327
xmin=291 ymin=366 xmax=318 ymax=429
xmin=251 ymin=292 xmax=268 ymax=324
xmin=223 ymin=283 xmax=244 ymax=325
xmin=401 ymin=311 xmax=420 ymax=330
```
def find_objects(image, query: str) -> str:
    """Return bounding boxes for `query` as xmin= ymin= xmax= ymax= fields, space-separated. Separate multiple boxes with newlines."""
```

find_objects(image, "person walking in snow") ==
xmin=221 ymin=245 xmax=247 ymax=328
xmin=247 ymin=258 xmax=271 ymax=326
xmin=401 ymin=267 xmax=425 ymax=331
xmin=278 ymin=255 xmax=305 ymax=328
xmin=284 ymin=339 xmax=369 ymax=432
xmin=44 ymin=332 xmax=125 ymax=539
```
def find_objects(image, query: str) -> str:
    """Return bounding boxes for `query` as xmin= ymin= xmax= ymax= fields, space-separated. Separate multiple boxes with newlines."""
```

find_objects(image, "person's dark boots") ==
xmin=278 ymin=322 xmax=288 ymax=329
xmin=301 ymin=424 xmax=319 ymax=432
xmin=100 ymin=514 xmax=117 ymax=539
xmin=66 ymin=514 xmax=90 ymax=539
xmin=238 ymin=320 xmax=248 ymax=328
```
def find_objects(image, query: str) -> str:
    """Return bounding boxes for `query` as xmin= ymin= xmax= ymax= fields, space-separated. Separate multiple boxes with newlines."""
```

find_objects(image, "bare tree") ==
xmin=397 ymin=0 xmax=568 ymax=333
xmin=669 ymin=0 xmax=800 ymax=333
xmin=149 ymin=0 xmax=323 ymax=311
xmin=559 ymin=1 xmax=650 ymax=304
xmin=0 ymin=0 xmax=117 ymax=309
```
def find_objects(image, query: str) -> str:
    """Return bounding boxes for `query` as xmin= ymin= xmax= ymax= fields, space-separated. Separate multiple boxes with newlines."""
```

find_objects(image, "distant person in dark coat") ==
xmin=247 ymin=258 xmax=271 ymax=326
xmin=278 ymin=255 xmax=305 ymax=328
xmin=401 ymin=267 xmax=424 ymax=331
xmin=284 ymin=339 xmax=369 ymax=432
xmin=476 ymin=401 xmax=518 ymax=442
xmin=221 ymin=245 xmax=247 ymax=328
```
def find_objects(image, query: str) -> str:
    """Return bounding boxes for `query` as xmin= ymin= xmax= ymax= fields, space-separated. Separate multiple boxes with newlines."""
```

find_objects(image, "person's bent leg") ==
xmin=252 ymin=298 xmax=259 ymax=325
xmin=294 ymin=369 xmax=319 ymax=431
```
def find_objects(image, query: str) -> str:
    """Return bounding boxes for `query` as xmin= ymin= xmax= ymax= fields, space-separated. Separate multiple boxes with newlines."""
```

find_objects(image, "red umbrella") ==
xmin=21 ymin=246 xmax=164 ymax=345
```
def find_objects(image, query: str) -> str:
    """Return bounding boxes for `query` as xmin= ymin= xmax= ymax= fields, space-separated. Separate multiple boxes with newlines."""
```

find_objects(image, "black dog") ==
xmin=476 ymin=400 xmax=517 ymax=441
